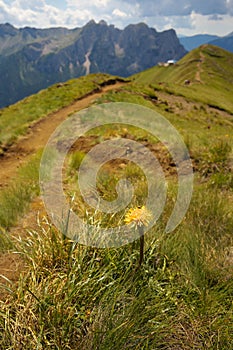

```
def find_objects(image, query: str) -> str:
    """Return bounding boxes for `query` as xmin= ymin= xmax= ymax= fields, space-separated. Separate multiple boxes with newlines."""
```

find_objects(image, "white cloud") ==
xmin=12 ymin=0 xmax=45 ymax=10
xmin=66 ymin=0 xmax=111 ymax=12
xmin=208 ymin=14 xmax=223 ymax=20
xmin=226 ymin=0 xmax=233 ymax=15
xmin=112 ymin=8 xmax=128 ymax=18
xmin=63 ymin=8 xmax=93 ymax=27
xmin=0 ymin=0 xmax=232 ymax=35
xmin=189 ymin=12 xmax=233 ymax=35
xmin=123 ymin=0 xmax=230 ymax=16
xmin=0 ymin=0 xmax=65 ymax=27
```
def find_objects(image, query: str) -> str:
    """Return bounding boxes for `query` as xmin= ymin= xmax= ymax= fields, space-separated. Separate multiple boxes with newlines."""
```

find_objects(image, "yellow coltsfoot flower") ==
xmin=124 ymin=205 xmax=152 ymax=227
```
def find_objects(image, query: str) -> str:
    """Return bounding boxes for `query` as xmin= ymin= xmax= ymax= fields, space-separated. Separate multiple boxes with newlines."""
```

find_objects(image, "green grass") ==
xmin=0 ymin=152 xmax=41 ymax=230
xmin=0 ymin=152 xmax=41 ymax=253
xmin=95 ymin=82 xmax=233 ymax=154
xmin=95 ymin=83 xmax=156 ymax=108
xmin=133 ymin=45 xmax=233 ymax=114
xmin=0 ymin=182 xmax=232 ymax=349
xmin=0 ymin=64 xmax=233 ymax=348
xmin=1 ymin=116 xmax=232 ymax=349
xmin=0 ymin=73 xmax=123 ymax=148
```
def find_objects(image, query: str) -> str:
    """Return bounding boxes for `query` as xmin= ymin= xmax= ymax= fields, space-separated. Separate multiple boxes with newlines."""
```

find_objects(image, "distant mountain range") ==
xmin=179 ymin=32 xmax=233 ymax=52
xmin=179 ymin=35 xmax=219 ymax=51
xmin=0 ymin=21 xmax=186 ymax=108
xmin=210 ymin=32 xmax=233 ymax=53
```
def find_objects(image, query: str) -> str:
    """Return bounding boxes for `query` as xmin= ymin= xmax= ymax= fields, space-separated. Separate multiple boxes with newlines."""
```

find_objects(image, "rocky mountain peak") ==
xmin=0 ymin=20 xmax=186 ymax=108
xmin=0 ymin=22 xmax=17 ymax=36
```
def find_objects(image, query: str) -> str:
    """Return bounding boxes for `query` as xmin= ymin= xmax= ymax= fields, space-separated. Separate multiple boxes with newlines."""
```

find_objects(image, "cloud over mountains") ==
xmin=0 ymin=0 xmax=232 ymax=35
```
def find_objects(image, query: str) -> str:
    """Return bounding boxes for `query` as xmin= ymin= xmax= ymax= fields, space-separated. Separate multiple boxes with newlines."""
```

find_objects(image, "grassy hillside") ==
xmin=0 ymin=73 xmax=124 ymax=150
xmin=134 ymin=45 xmax=233 ymax=113
xmin=0 ymin=59 xmax=232 ymax=349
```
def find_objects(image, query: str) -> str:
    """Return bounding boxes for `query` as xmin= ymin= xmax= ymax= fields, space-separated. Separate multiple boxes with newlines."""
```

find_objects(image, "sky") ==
xmin=0 ymin=0 xmax=232 ymax=36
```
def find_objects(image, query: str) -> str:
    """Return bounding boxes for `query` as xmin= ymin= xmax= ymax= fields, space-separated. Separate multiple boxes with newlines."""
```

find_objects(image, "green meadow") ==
xmin=0 ymin=45 xmax=232 ymax=349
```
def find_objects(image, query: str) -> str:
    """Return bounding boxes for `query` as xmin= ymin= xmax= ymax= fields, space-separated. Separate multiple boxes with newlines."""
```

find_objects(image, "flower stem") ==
xmin=138 ymin=226 xmax=144 ymax=267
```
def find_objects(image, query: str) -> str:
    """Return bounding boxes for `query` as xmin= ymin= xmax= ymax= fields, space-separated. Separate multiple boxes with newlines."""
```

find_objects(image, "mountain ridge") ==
xmin=210 ymin=32 xmax=233 ymax=53
xmin=179 ymin=34 xmax=219 ymax=51
xmin=0 ymin=20 xmax=186 ymax=108
xmin=134 ymin=44 xmax=233 ymax=113
xmin=179 ymin=32 xmax=233 ymax=52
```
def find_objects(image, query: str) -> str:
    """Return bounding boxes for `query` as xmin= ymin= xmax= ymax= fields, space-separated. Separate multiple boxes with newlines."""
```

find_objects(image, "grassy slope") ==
xmin=0 ymin=54 xmax=233 ymax=349
xmin=0 ymin=73 xmax=122 ymax=149
xmin=133 ymin=44 xmax=233 ymax=113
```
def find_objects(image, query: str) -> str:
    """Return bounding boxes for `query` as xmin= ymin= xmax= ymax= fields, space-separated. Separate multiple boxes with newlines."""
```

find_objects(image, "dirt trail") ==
xmin=0 ymin=81 xmax=124 ymax=299
xmin=195 ymin=48 xmax=205 ymax=83
xmin=0 ymin=82 xmax=124 ymax=187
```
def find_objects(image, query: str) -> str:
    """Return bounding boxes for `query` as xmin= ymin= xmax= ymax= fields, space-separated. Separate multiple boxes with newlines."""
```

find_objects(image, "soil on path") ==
xmin=195 ymin=47 xmax=206 ymax=83
xmin=0 ymin=81 xmax=125 ymax=299
xmin=0 ymin=81 xmax=124 ymax=187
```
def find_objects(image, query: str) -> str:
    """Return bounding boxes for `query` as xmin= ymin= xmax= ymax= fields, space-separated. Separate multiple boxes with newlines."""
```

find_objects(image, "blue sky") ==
xmin=0 ymin=0 xmax=232 ymax=36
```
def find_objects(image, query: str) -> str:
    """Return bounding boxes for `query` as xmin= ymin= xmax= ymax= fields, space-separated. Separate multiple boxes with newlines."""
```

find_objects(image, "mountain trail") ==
xmin=195 ymin=48 xmax=205 ymax=83
xmin=0 ymin=81 xmax=125 ymax=299
xmin=0 ymin=81 xmax=124 ymax=187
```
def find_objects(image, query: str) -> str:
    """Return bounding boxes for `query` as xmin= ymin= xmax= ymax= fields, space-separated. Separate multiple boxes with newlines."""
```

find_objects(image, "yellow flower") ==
xmin=124 ymin=206 xmax=152 ymax=227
